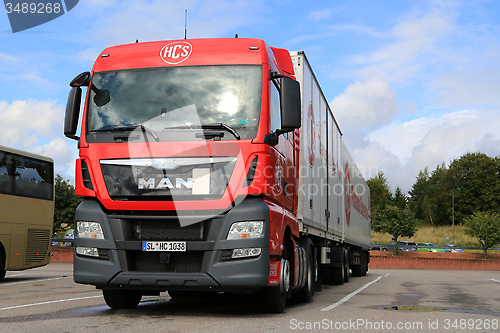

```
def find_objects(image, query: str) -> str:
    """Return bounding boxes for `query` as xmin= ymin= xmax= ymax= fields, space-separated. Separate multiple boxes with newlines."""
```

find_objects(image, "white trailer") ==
xmin=291 ymin=51 xmax=371 ymax=283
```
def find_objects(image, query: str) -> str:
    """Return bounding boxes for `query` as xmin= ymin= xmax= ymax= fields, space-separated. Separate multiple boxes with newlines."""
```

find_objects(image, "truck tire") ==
xmin=294 ymin=244 xmax=315 ymax=303
xmin=332 ymin=253 xmax=345 ymax=285
xmin=0 ymin=248 xmax=5 ymax=280
xmin=344 ymin=250 xmax=350 ymax=283
xmin=321 ymin=267 xmax=333 ymax=284
xmin=361 ymin=252 xmax=368 ymax=276
xmin=259 ymin=244 xmax=289 ymax=313
xmin=102 ymin=289 xmax=142 ymax=309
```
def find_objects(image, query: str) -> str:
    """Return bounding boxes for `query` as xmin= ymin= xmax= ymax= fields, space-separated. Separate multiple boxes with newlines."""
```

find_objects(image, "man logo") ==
xmin=160 ymin=41 xmax=193 ymax=65
xmin=5 ymin=0 xmax=79 ymax=33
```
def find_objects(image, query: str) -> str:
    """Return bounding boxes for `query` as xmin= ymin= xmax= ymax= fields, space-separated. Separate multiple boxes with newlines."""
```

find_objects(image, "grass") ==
xmin=371 ymin=224 xmax=483 ymax=248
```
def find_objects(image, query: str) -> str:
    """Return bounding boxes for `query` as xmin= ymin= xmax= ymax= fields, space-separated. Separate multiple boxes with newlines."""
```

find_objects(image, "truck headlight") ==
xmin=227 ymin=221 xmax=264 ymax=240
xmin=76 ymin=221 xmax=105 ymax=239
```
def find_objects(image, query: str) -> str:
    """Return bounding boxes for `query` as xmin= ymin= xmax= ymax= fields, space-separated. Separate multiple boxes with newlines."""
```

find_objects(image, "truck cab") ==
xmin=64 ymin=38 xmax=307 ymax=313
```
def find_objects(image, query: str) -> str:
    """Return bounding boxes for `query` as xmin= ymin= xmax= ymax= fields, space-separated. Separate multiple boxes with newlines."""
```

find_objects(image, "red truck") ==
xmin=64 ymin=38 xmax=371 ymax=313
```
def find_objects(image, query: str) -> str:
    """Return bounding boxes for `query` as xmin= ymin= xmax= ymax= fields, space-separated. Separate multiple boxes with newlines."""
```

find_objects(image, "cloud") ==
xmin=325 ymin=2 xmax=500 ymax=195
xmin=0 ymin=51 xmax=62 ymax=94
xmin=431 ymin=63 xmax=500 ymax=108
xmin=0 ymin=100 xmax=61 ymax=142
xmin=360 ymin=108 xmax=500 ymax=193
xmin=306 ymin=9 xmax=333 ymax=22
xmin=75 ymin=0 xmax=268 ymax=47
xmin=0 ymin=99 xmax=77 ymax=181
xmin=330 ymin=4 xmax=458 ymax=84
xmin=330 ymin=75 xmax=398 ymax=131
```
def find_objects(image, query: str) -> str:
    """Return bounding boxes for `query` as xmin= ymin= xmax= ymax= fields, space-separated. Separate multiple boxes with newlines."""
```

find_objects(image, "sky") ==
xmin=1 ymin=0 xmax=499 ymax=195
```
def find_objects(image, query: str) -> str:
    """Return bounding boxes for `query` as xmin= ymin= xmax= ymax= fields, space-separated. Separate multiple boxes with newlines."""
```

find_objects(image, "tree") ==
xmin=421 ymin=195 xmax=435 ymax=225
xmin=445 ymin=153 xmax=500 ymax=223
xmin=463 ymin=211 xmax=500 ymax=259
xmin=392 ymin=186 xmax=407 ymax=209
xmin=372 ymin=205 xmax=417 ymax=255
xmin=54 ymin=175 xmax=82 ymax=232
xmin=428 ymin=162 xmax=450 ymax=225
xmin=408 ymin=167 xmax=431 ymax=221
xmin=367 ymin=171 xmax=392 ymax=224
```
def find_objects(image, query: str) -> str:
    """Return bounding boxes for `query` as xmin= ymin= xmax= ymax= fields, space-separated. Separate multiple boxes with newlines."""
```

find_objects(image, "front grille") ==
xmin=26 ymin=229 xmax=50 ymax=264
xmin=135 ymin=220 xmax=204 ymax=240
xmin=131 ymin=251 xmax=203 ymax=272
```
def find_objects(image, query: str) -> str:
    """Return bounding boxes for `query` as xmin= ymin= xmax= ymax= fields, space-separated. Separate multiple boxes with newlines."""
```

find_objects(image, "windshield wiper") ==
xmin=93 ymin=125 xmax=159 ymax=142
xmin=164 ymin=123 xmax=240 ymax=140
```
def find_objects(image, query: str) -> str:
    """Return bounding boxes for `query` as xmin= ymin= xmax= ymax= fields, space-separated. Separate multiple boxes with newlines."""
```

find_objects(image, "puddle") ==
xmin=385 ymin=306 xmax=446 ymax=311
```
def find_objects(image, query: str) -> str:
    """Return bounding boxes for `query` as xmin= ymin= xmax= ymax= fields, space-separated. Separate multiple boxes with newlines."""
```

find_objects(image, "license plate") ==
xmin=142 ymin=241 xmax=186 ymax=252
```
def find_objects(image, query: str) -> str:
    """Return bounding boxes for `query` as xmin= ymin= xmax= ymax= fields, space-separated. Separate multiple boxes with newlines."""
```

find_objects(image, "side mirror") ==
xmin=65 ymin=71 xmax=91 ymax=141
xmin=64 ymin=86 xmax=81 ymax=140
xmin=277 ymin=76 xmax=301 ymax=135
xmin=70 ymin=71 xmax=91 ymax=87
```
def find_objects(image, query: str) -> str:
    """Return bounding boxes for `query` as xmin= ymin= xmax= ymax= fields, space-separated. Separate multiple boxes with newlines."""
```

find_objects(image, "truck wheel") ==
xmin=0 ymin=249 xmax=6 ymax=280
xmin=321 ymin=267 xmax=333 ymax=284
xmin=361 ymin=252 xmax=367 ymax=276
xmin=259 ymin=245 xmax=289 ymax=313
xmin=332 ymin=253 xmax=345 ymax=285
xmin=344 ymin=251 xmax=350 ymax=283
xmin=295 ymin=245 xmax=315 ymax=303
xmin=102 ymin=289 xmax=142 ymax=309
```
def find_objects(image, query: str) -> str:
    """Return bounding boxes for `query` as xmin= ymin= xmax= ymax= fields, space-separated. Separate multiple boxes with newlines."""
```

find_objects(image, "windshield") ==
xmin=86 ymin=65 xmax=262 ymax=142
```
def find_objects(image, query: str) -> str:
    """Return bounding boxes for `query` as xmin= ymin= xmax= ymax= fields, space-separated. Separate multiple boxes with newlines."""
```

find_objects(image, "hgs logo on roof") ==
xmin=160 ymin=42 xmax=193 ymax=65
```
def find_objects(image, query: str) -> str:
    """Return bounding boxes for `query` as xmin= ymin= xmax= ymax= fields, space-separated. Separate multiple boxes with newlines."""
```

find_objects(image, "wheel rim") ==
xmin=307 ymin=259 xmax=313 ymax=291
xmin=281 ymin=259 xmax=290 ymax=293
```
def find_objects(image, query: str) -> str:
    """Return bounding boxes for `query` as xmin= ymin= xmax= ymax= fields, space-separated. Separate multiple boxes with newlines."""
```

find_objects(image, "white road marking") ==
xmin=321 ymin=274 xmax=390 ymax=311
xmin=0 ymin=295 xmax=103 ymax=311
xmin=491 ymin=279 xmax=500 ymax=283
xmin=0 ymin=276 xmax=72 ymax=287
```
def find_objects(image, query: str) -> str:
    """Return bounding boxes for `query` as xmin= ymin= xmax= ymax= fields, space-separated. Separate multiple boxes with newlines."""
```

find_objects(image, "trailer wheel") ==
xmin=259 ymin=244 xmax=289 ymax=313
xmin=361 ymin=252 xmax=367 ymax=276
xmin=295 ymin=245 xmax=315 ymax=303
xmin=321 ymin=267 xmax=333 ymax=284
xmin=343 ymin=250 xmax=350 ymax=283
xmin=102 ymin=289 xmax=142 ymax=309
xmin=0 ymin=248 xmax=6 ymax=280
xmin=332 ymin=253 xmax=345 ymax=285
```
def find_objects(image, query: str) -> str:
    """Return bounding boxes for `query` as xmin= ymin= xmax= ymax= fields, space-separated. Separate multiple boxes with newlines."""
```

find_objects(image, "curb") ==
xmin=51 ymin=247 xmax=500 ymax=270
xmin=369 ymin=253 xmax=500 ymax=270
xmin=51 ymin=246 xmax=74 ymax=263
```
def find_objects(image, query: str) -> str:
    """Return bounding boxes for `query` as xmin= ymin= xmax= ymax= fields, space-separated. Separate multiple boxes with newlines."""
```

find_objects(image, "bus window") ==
xmin=0 ymin=146 xmax=54 ymax=280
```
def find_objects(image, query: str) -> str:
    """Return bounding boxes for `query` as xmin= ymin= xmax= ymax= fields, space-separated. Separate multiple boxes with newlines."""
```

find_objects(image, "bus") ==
xmin=0 ymin=145 xmax=54 ymax=280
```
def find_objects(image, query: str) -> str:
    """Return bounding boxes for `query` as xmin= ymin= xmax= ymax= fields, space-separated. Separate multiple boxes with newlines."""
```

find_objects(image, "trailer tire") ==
xmin=259 ymin=244 xmax=289 ymax=313
xmin=102 ymin=289 xmax=142 ymax=309
xmin=0 ymin=248 xmax=6 ymax=280
xmin=294 ymin=245 xmax=315 ymax=303
xmin=332 ymin=253 xmax=345 ymax=285
xmin=344 ymin=250 xmax=350 ymax=283
xmin=321 ymin=266 xmax=333 ymax=284
xmin=361 ymin=252 xmax=367 ymax=276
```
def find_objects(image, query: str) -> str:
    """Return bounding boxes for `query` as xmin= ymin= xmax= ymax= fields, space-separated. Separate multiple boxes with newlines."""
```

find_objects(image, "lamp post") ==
xmin=452 ymin=186 xmax=460 ymax=245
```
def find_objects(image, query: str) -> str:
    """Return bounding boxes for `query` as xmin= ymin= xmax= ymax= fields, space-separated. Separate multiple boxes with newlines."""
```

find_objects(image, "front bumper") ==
xmin=73 ymin=197 xmax=271 ymax=291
